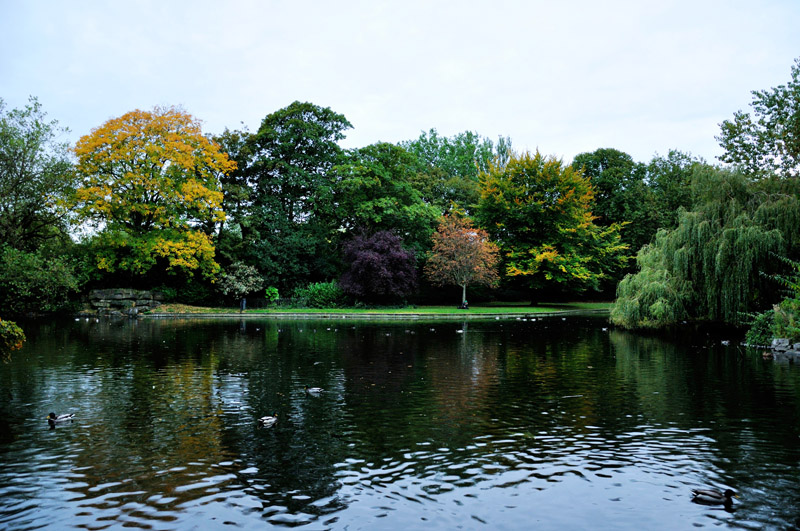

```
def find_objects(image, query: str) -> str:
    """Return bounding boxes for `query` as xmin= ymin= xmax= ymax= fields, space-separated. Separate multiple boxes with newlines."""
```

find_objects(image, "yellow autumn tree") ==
xmin=73 ymin=106 xmax=234 ymax=279
xmin=476 ymin=150 xmax=628 ymax=294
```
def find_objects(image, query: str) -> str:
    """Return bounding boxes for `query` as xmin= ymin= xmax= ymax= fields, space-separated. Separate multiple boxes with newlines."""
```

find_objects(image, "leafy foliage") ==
xmin=292 ymin=281 xmax=343 ymax=308
xmin=572 ymin=148 xmax=657 ymax=254
xmin=0 ymin=319 xmax=25 ymax=361
xmin=339 ymin=231 xmax=417 ymax=303
xmin=210 ymin=127 xmax=254 ymax=258
xmin=774 ymin=298 xmax=800 ymax=343
xmin=424 ymin=215 xmax=500 ymax=304
xmin=744 ymin=256 xmax=800 ymax=344
xmin=216 ymin=262 xmax=265 ymax=301
xmin=611 ymin=168 xmax=799 ymax=329
xmin=264 ymin=286 xmax=280 ymax=304
xmin=0 ymin=246 xmax=86 ymax=314
xmin=646 ymin=150 xmax=704 ymax=230
xmin=772 ymin=256 xmax=800 ymax=342
xmin=73 ymin=106 xmax=233 ymax=280
xmin=0 ymin=97 xmax=75 ymax=251
xmin=477 ymin=150 xmax=628 ymax=294
xmin=400 ymin=129 xmax=512 ymax=212
xmin=243 ymin=102 xmax=351 ymax=291
xmin=744 ymin=310 xmax=776 ymax=347
xmin=717 ymin=57 xmax=800 ymax=177
xmin=334 ymin=143 xmax=439 ymax=253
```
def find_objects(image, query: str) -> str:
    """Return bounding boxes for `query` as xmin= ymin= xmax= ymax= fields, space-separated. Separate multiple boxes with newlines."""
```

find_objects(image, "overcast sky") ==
xmin=2 ymin=0 xmax=799 ymax=164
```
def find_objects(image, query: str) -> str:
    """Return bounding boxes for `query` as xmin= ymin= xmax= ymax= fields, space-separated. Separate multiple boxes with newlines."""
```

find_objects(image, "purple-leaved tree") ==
xmin=339 ymin=231 xmax=417 ymax=303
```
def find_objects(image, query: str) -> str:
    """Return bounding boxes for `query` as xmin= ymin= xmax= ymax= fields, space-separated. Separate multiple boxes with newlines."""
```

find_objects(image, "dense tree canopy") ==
xmin=0 ymin=246 xmax=85 ymax=314
xmin=571 ymin=148 xmax=657 ymax=254
xmin=401 ymin=129 xmax=512 ymax=212
xmin=646 ymin=150 xmax=704 ymax=231
xmin=73 ymin=106 xmax=233 ymax=280
xmin=334 ymin=142 xmax=439 ymax=253
xmin=243 ymin=102 xmax=351 ymax=291
xmin=611 ymin=168 xmax=799 ymax=328
xmin=477 ymin=150 xmax=628 ymax=295
xmin=0 ymin=97 xmax=75 ymax=251
xmin=7 ymin=60 xmax=800 ymax=312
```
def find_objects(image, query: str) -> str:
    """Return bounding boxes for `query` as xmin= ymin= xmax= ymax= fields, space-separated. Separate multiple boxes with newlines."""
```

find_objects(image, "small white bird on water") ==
xmin=259 ymin=414 xmax=278 ymax=427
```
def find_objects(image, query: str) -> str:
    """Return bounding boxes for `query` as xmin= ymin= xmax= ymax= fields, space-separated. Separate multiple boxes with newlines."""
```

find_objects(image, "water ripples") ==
xmin=1 ymin=317 xmax=799 ymax=529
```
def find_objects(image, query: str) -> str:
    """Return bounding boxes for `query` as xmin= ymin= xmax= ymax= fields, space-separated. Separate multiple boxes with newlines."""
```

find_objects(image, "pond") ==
xmin=0 ymin=315 xmax=799 ymax=529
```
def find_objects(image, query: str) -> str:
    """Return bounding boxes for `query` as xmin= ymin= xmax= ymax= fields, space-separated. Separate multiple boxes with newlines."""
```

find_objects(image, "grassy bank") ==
xmin=148 ymin=301 xmax=611 ymax=316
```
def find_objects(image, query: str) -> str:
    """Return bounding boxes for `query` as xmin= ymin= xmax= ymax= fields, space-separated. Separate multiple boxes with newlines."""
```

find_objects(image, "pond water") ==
xmin=1 ymin=315 xmax=799 ymax=530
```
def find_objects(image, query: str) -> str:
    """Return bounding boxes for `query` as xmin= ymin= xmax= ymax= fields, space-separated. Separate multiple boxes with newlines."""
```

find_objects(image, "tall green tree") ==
xmin=333 ymin=142 xmax=439 ymax=253
xmin=400 ymin=129 xmax=512 ymax=213
xmin=717 ymin=57 xmax=800 ymax=177
xmin=210 ymin=127 xmax=256 ymax=265
xmin=477 ymin=150 xmax=628 ymax=296
xmin=645 ymin=150 xmax=704 ymax=231
xmin=571 ymin=148 xmax=657 ymax=252
xmin=0 ymin=97 xmax=75 ymax=251
xmin=244 ymin=102 xmax=351 ymax=292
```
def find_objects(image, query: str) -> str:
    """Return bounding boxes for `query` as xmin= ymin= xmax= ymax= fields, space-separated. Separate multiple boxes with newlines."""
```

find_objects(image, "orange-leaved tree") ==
xmin=424 ymin=215 xmax=500 ymax=305
xmin=73 ymin=106 xmax=235 ymax=280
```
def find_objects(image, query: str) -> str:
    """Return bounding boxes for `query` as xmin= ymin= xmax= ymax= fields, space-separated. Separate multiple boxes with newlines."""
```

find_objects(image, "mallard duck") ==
xmin=258 ymin=414 xmax=278 ymax=427
xmin=304 ymin=386 xmax=323 ymax=395
xmin=47 ymin=412 xmax=75 ymax=423
xmin=692 ymin=488 xmax=737 ymax=505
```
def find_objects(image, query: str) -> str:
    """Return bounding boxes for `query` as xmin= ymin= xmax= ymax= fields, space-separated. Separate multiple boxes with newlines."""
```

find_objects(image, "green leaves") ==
xmin=334 ymin=143 xmax=438 ymax=253
xmin=0 ymin=97 xmax=75 ymax=251
xmin=611 ymin=167 xmax=798 ymax=329
xmin=0 ymin=246 xmax=86 ymax=314
xmin=477 ymin=150 xmax=628 ymax=294
xmin=216 ymin=262 xmax=265 ymax=300
xmin=717 ymin=57 xmax=800 ymax=177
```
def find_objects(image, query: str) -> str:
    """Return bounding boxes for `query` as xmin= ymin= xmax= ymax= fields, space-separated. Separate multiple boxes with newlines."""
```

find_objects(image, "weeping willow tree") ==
xmin=611 ymin=168 xmax=800 ymax=328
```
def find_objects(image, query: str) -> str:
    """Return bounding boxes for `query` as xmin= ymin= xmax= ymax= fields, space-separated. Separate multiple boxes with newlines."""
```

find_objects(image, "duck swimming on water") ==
xmin=691 ymin=488 xmax=738 ymax=505
xmin=258 ymin=414 xmax=278 ymax=427
xmin=304 ymin=386 xmax=323 ymax=395
xmin=47 ymin=412 xmax=75 ymax=423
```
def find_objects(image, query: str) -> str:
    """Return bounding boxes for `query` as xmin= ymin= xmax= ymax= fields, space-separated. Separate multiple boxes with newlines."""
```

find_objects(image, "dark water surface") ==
xmin=1 ymin=315 xmax=799 ymax=530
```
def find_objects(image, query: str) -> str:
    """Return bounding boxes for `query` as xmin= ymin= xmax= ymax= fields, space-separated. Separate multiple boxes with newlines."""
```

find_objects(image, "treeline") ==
xmin=1 ymin=58 xmax=799 ymax=342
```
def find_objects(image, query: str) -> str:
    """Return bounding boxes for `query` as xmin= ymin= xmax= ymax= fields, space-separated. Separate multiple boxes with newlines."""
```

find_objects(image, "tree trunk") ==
xmin=461 ymin=284 xmax=467 ymax=305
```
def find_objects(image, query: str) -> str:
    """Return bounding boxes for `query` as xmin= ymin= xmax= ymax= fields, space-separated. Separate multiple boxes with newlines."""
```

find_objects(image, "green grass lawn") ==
xmin=151 ymin=301 xmax=611 ymax=315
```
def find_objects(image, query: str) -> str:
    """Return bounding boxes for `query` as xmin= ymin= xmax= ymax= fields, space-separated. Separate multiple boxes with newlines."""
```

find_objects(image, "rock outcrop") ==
xmin=87 ymin=289 xmax=164 ymax=317
xmin=769 ymin=338 xmax=800 ymax=362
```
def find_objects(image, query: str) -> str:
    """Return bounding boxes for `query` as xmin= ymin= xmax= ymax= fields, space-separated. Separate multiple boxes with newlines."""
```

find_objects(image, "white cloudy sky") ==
xmin=1 ymin=0 xmax=798 ymax=164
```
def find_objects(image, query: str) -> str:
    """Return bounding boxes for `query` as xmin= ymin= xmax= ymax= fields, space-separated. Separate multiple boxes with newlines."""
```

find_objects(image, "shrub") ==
xmin=744 ymin=310 xmax=776 ymax=347
xmin=774 ymin=298 xmax=799 ymax=343
xmin=0 ymin=246 xmax=86 ymax=314
xmin=293 ymin=281 xmax=343 ymax=308
xmin=0 ymin=319 xmax=25 ymax=361
xmin=264 ymin=286 xmax=279 ymax=305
